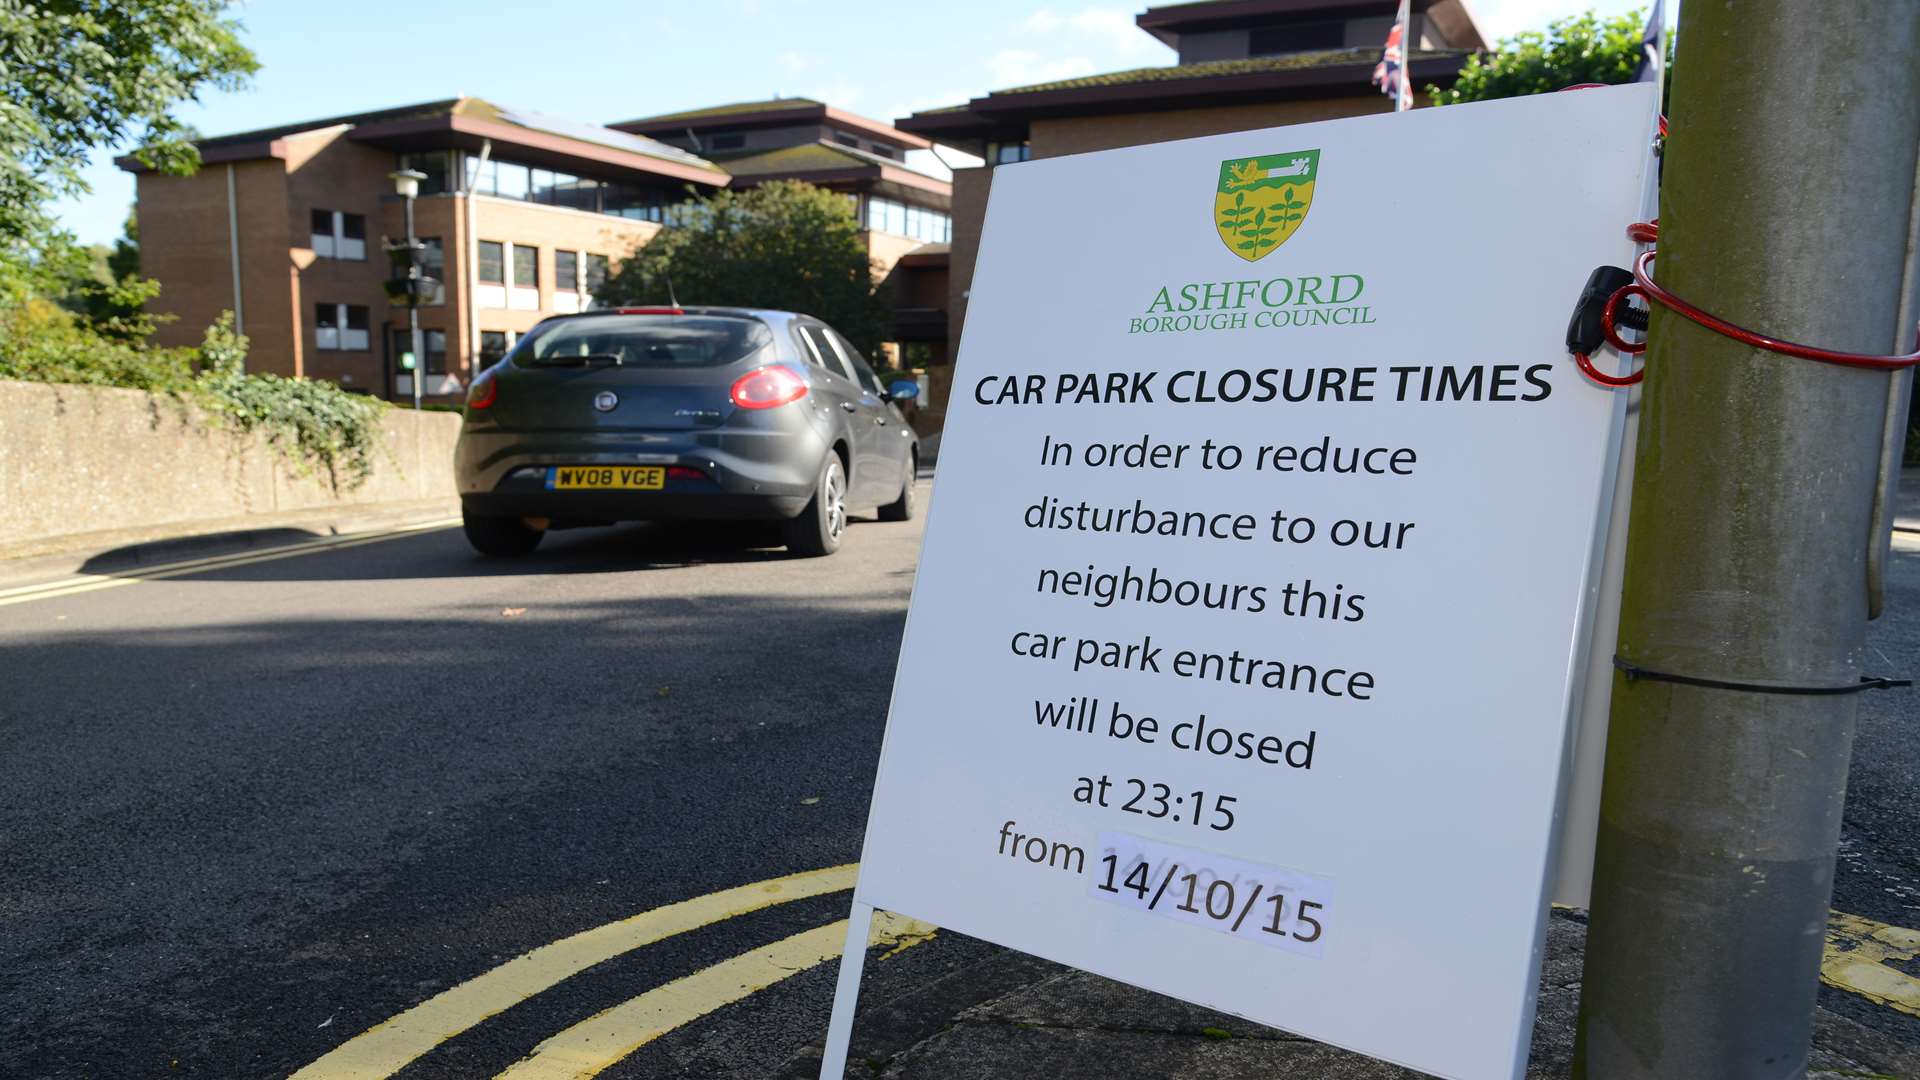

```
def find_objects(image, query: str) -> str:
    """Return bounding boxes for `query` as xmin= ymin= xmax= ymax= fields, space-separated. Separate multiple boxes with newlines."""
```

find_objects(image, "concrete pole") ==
xmin=1574 ymin=4 xmax=1920 ymax=1077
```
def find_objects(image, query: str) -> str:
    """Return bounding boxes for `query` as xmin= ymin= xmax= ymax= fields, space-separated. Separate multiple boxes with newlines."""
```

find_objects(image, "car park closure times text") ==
xmin=978 ymin=363 xmax=1569 ymax=951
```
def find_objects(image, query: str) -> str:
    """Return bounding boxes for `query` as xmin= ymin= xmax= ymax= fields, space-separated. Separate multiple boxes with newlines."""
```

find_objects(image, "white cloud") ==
xmin=886 ymin=90 xmax=974 ymax=121
xmin=776 ymin=49 xmax=813 ymax=75
xmin=989 ymin=49 xmax=1099 ymax=89
xmin=1021 ymin=6 xmax=1164 ymax=58
xmin=800 ymin=79 xmax=864 ymax=110
xmin=1468 ymin=0 xmax=1676 ymax=44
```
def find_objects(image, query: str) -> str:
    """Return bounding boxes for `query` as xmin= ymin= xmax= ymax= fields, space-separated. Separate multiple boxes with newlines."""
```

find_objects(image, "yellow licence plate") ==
xmin=547 ymin=465 xmax=665 ymax=490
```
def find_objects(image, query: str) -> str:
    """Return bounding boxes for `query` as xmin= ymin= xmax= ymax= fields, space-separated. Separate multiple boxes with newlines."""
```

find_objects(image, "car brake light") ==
xmin=616 ymin=307 xmax=685 ymax=315
xmin=467 ymin=370 xmax=498 ymax=410
xmin=730 ymin=366 xmax=809 ymax=410
xmin=667 ymin=466 xmax=708 ymax=481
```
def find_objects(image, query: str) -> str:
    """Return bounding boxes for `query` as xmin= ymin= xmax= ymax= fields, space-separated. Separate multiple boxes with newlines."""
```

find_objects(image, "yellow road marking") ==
xmin=0 ymin=518 xmax=459 ymax=609
xmin=290 ymin=865 xmax=858 ymax=1080
xmin=1825 ymin=910 xmax=1920 ymax=1018
xmin=494 ymin=911 xmax=936 ymax=1080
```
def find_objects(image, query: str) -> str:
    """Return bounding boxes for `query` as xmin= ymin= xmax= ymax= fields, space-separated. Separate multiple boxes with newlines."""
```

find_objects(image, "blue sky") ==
xmin=53 ymin=0 xmax=1668 ymax=245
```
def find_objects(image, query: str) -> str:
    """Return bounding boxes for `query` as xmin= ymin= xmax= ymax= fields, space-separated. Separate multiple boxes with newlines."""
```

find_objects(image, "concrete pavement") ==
xmin=776 ymin=910 xmax=1920 ymax=1079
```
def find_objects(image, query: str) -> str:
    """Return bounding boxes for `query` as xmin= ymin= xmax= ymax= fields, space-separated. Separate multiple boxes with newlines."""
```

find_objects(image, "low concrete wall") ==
xmin=0 ymin=380 xmax=460 ymax=547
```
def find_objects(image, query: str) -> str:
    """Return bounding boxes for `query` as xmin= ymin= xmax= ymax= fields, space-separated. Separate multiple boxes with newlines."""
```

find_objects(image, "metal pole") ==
xmin=1574 ymin=5 xmax=1920 ymax=1078
xmin=405 ymin=192 xmax=423 ymax=412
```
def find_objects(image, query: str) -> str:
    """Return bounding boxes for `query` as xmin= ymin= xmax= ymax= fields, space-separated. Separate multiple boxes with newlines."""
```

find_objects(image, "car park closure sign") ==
xmin=842 ymin=85 xmax=1658 ymax=1080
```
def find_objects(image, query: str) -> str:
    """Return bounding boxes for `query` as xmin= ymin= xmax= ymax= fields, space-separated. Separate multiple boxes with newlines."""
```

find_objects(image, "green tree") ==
xmin=1430 ymin=10 xmax=1663 ymax=106
xmin=56 ymin=208 xmax=159 ymax=339
xmin=596 ymin=180 xmax=894 ymax=358
xmin=0 ymin=0 xmax=256 ymax=286
xmin=108 ymin=206 xmax=140 ymax=280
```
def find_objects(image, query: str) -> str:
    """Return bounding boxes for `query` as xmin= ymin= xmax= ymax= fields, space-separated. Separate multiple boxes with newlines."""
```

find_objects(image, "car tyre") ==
xmin=878 ymin=454 xmax=917 ymax=522
xmin=783 ymin=454 xmax=847 ymax=557
xmin=464 ymin=512 xmax=544 ymax=557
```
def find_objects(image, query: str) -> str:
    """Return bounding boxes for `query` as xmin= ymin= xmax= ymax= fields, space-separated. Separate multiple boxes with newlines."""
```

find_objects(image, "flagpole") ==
xmin=1399 ymin=0 xmax=1413 ymax=111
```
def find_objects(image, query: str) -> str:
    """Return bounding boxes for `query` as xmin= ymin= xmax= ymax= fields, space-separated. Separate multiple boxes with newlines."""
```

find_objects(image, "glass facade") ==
xmin=987 ymin=141 xmax=1032 ymax=166
xmin=399 ymin=152 xmax=452 ymax=195
xmin=455 ymin=151 xmax=694 ymax=224
xmin=866 ymin=196 xmax=950 ymax=243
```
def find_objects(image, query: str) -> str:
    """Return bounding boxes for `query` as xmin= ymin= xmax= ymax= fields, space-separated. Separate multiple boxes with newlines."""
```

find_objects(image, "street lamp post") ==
xmin=388 ymin=168 xmax=429 ymax=410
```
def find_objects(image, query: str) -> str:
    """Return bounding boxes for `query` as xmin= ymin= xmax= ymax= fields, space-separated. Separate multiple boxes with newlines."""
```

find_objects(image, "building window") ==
xmin=865 ymin=196 xmax=950 ymax=243
xmin=556 ymin=176 xmax=600 ymax=212
xmin=869 ymin=144 xmax=896 ymax=159
xmin=310 ymin=210 xmax=366 ymax=260
xmin=478 ymin=240 xmax=504 ymax=284
xmin=555 ymin=250 xmax=579 ymax=293
xmin=585 ymin=253 xmax=609 ymax=294
xmin=495 ymin=161 xmax=531 ymax=200
xmin=532 ymin=169 xmax=593 ymax=208
xmin=709 ymin=133 xmax=744 ymax=150
xmin=314 ymin=303 xmax=370 ymax=351
xmin=393 ymin=327 xmax=448 ymax=375
xmin=512 ymin=245 xmax=537 ymax=288
xmin=399 ymin=152 xmax=451 ymax=195
xmin=986 ymin=141 xmax=1031 ymax=166
xmin=420 ymin=237 xmax=446 ymax=305
xmin=480 ymin=330 xmax=509 ymax=365
xmin=466 ymin=156 xmax=496 ymax=195
xmin=833 ymin=132 xmax=859 ymax=148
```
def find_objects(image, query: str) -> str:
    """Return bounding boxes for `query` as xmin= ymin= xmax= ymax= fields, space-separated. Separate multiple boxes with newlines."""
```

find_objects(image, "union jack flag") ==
xmin=1372 ymin=0 xmax=1414 ymax=111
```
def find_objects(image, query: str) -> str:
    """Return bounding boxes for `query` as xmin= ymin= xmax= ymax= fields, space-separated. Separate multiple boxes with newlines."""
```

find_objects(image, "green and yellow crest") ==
xmin=1214 ymin=150 xmax=1319 ymax=262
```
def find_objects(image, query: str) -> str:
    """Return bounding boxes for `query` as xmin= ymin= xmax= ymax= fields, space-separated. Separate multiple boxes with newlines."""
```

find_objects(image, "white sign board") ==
xmin=839 ymin=85 xmax=1659 ymax=1080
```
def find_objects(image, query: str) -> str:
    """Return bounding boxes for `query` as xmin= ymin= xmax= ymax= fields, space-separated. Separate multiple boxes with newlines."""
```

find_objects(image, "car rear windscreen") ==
xmin=517 ymin=315 xmax=772 ymax=368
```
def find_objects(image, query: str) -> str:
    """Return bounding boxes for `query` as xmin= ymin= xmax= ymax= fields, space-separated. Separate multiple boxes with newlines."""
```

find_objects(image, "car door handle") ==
xmin=875 ymin=417 xmax=887 ymax=426
xmin=839 ymin=402 xmax=858 ymax=413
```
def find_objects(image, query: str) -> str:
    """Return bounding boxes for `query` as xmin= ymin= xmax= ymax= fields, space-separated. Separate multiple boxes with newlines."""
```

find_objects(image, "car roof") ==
xmin=537 ymin=306 xmax=809 ymax=327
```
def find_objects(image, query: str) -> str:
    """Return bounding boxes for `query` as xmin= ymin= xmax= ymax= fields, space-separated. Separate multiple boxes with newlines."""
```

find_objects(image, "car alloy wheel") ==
xmin=825 ymin=459 xmax=847 ymax=541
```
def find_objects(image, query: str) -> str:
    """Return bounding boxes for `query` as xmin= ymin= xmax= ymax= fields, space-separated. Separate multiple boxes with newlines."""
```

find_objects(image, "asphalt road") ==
xmin=2 ymin=482 xmax=1918 ymax=1079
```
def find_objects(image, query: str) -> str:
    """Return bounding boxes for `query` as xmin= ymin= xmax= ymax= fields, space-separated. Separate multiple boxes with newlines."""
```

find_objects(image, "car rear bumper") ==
xmin=461 ymin=490 xmax=809 ymax=522
xmin=455 ymin=427 xmax=823 ymax=523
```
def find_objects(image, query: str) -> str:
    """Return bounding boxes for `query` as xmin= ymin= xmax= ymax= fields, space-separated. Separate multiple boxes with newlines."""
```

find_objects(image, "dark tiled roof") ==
xmin=712 ymin=140 xmax=938 ymax=180
xmin=180 ymin=97 xmax=721 ymax=175
xmin=478 ymin=102 xmax=720 ymax=171
xmin=994 ymin=48 xmax=1463 ymax=96
xmin=191 ymin=98 xmax=465 ymax=148
xmin=712 ymin=142 xmax=869 ymax=176
xmin=616 ymin=97 xmax=825 ymax=127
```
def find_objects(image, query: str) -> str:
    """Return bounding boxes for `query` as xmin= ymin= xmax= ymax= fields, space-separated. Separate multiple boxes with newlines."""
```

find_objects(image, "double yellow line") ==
xmin=0 ymin=518 xmax=459 ymax=609
xmin=291 ymin=865 xmax=933 ymax=1080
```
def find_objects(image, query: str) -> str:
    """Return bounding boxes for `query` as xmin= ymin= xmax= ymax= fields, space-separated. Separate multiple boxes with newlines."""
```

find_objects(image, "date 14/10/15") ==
xmin=1073 ymin=774 xmax=1237 ymax=831
xmin=1097 ymin=855 xmax=1326 ymax=943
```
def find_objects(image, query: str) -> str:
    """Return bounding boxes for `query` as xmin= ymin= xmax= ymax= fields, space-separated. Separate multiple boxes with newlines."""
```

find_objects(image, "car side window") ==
xmin=801 ymin=326 xmax=854 ymax=382
xmin=793 ymin=325 xmax=827 ymax=369
xmin=831 ymin=331 xmax=886 ymax=396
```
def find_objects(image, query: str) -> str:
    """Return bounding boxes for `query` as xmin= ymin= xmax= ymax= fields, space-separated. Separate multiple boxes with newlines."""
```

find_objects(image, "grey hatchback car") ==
xmin=454 ymin=306 xmax=919 ymax=558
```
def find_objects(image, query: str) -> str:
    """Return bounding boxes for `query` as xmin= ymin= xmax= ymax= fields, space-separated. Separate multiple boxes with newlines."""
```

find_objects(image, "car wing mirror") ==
xmin=886 ymin=379 xmax=920 ymax=403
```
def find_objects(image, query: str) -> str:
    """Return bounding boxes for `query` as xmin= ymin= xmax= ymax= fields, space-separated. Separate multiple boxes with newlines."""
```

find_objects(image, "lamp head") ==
xmin=389 ymin=168 xmax=428 ymax=199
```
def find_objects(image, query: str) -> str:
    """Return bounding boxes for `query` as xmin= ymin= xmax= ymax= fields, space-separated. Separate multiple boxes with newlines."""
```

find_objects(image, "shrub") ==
xmin=0 ymin=294 xmax=195 ymax=391
xmin=192 ymin=315 xmax=388 ymax=488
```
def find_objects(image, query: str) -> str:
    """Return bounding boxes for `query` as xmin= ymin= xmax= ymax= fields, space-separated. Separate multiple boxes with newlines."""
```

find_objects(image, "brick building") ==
xmin=121 ymin=97 xmax=953 ymax=400
xmin=895 ymin=0 xmax=1487 ymax=372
